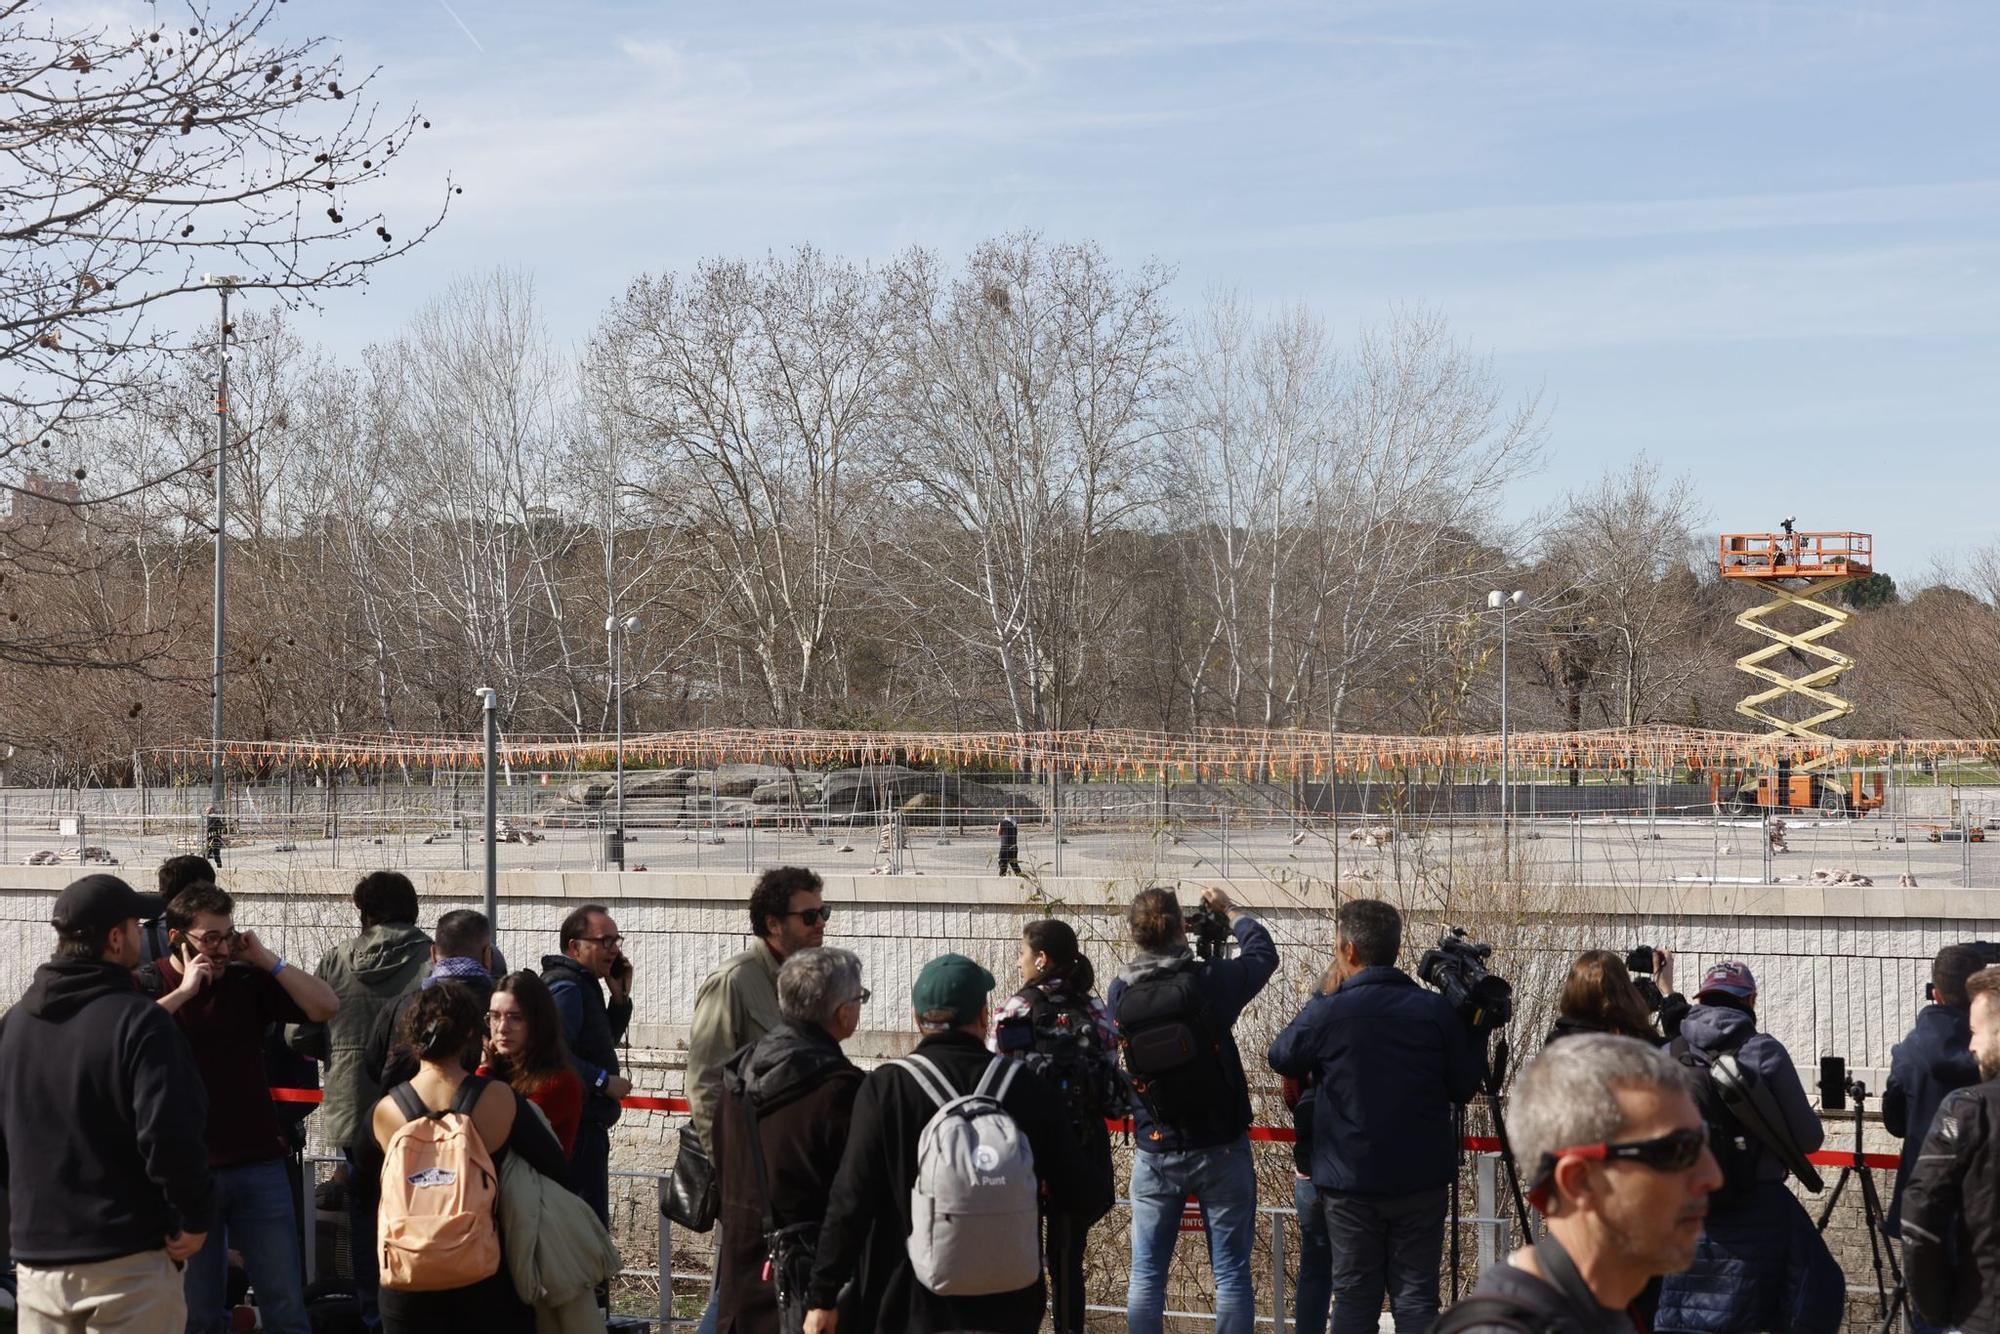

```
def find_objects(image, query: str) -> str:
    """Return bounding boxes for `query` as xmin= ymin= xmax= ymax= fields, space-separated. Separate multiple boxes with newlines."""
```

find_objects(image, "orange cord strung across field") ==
xmin=160 ymin=724 xmax=1997 ymax=779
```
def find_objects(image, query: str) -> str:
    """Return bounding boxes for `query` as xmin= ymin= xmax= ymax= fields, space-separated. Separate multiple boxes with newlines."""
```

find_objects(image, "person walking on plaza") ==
xmin=542 ymin=904 xmax=633 ymax=1225
xmin=139 ymin=883 xmax=340 ymax=1334
xmin=714 ymin=948 xmax=868 ymax=1334
xmin=687 ymin=867 xmax=829 ymax=1332
xmin=992 ymin=919 xmax=1122 ymax=1334
xmin=1436 ymin=1035 xmax=1723 ymax=1333
xmin=1654 ymin=961 xmax=1841 ymax=1334
xmin=1268 ymin=898 xmax=1482 ymax=1334
xmin=803 ymin=954 xmax=1087 ymax=1334
xmin=0 ymin=875 xmax=214 ymax=1334
xmin=480 ymin=971 xmax=586 ymax=1159
xmin=288 ymin=872 xmax=430 ymax=1333
xmin=996 ymin=816 xmax=1021 ymax=876
xmin=1109 ymin=886 xmax=1279 ymax=1334
xmin=1902 ymin=964 xmax=2000 ymax=1332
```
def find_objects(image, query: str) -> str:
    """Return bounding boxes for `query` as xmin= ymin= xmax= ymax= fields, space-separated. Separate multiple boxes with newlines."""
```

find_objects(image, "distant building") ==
xmin=7 ymin=470 xmax=80 ymax=525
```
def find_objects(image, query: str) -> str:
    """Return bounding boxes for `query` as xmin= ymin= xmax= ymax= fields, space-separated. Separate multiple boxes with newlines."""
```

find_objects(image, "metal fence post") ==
xmin=301 ymin=1155 xmax=317 ymax=1283
xmin=1476 ymin=1153 xmax=1501 ymax=1271
xmin=1271 ymin=1210 xmax=1289 ymax=1334
xmin=657 ymin=1174 xmax=674 ymax=1328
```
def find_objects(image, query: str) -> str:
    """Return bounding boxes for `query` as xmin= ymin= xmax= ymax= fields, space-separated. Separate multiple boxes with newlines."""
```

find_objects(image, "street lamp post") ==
xmin=477 ymin=687 xmax=498 ymax=927
xmin=1487 ymin=590 xmax=1526 ymax=863
xmin=606 ymin=614 xmax=639 ymax=869
xmin=203 ymin=274 xmax=246 ymax=808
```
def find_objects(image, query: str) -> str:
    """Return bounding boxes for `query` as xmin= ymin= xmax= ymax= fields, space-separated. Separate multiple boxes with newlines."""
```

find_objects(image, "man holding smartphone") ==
xmin=543 ymin=903 xmax=636 ymax=1226
xmin=138 ymin=883 xmax=339 ymax=1334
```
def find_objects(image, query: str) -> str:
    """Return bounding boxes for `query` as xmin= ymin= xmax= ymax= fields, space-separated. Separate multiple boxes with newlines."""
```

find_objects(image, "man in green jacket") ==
xmin=288 ymin=870 xmax=429 ymax=1332
xmin=685 ymin=864 xmax=830 ymax=1333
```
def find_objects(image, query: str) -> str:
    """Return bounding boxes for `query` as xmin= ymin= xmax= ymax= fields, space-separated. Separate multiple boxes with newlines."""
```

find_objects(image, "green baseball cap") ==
xmin=911 ymin=953 xmax=996 ymax=1026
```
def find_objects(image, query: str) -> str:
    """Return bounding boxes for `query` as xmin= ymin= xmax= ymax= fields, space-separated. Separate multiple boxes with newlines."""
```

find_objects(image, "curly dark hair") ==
xmin=394 ymin=982 xmax=485 ymax=1071
xmin=749 ymin=866 xmax=823 ymax=941
xmin=163 ymin=883 xmax=234 ymax=932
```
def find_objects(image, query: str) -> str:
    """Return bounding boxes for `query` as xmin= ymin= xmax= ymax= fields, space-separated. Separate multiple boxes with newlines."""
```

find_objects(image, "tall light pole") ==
xmin=606 ymin=614 xmax=639 ymax=869
xmin=477 ymin=687 xmax=498 ymax=926
xmin=1487 ymin=590 xmax=1526 ymax=858
xmin=203 ymin=275 xmax=246 ymax=808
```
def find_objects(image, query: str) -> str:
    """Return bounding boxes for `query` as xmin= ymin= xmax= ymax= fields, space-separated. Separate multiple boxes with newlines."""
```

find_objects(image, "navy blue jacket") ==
xmin=1106 ymin=914 xmax=1278 ymax=1153
xmin=1267 ymin=966 xmax=1482 ymax=1196
xmin=1654 ymin=1179 xmax=1844 ymax=1334
xmin=1884 ymin=1002 xmax=1980 ymax=1238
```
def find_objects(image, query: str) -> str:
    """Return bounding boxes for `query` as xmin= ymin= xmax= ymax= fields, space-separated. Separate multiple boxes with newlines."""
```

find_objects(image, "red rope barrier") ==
xmin=272 ymin=1089 xmax=1898 ymax=1168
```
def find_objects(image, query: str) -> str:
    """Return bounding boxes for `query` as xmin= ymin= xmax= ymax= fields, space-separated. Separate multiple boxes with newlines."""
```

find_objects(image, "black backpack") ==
xmin=1668 ymin=1032 xmax=1763 ymax=1203
xmin=1114 ymin=961 xmax=1234 ymax=1141
xmin=1013 ymin=987 xmax=1129 ymax=1136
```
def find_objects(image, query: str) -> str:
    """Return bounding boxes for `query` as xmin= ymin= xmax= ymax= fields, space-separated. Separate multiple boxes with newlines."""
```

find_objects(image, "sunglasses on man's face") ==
xmin=1528 ymin=1126 xmax=1708 ymax=1207
xmin=784 ymin=907 xmax=832 ymax=928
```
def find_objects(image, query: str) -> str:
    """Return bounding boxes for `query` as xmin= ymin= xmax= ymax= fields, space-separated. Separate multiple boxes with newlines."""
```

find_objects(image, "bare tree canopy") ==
xmin=0 ymin=0 xmax=449 ymax=450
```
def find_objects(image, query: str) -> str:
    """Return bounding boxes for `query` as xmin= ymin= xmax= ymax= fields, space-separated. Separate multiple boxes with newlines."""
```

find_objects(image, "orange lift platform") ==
xmin=1712 ymin=528 xmax=1884 ymax=817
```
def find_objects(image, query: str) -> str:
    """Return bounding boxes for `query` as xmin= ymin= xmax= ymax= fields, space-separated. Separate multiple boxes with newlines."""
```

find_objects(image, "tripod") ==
xmin=1448 ymin=1035 xmax=1535 ymax=1301
xmin=1813 ymin=1079 xmax=1911 ymax=1334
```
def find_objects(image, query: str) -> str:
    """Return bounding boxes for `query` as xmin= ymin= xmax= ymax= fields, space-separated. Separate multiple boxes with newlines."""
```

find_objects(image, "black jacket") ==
xmin=716 ymin=1020 xmax=864 ymax=1334
xmin=1543 ymin=995 xmax=1686 ymax=1050
xmin=1903 ymin=1076 xmax=2000 ymax=1332
xmin=361 ymin=973 xmax=496 ymax=1095
xmin=0 ymin=960 xmax=215 ymax=1264
xmin=806 ymin=1030 xmax=1089 ymax=1334
xmin=1885 ymin=1002 xmax=1980 ymax=1237
xmin=542 ymin=954 xmax=632 ymax=1128
xmin=1105 ymin=915 xmax=1279 ymax=1152
xmin=1267 ymin=966 xmax=1482 ymax=1196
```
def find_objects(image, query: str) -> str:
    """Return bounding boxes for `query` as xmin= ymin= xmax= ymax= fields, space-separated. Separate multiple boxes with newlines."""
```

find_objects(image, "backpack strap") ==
xmin=388 ymin=1081 xmax=428 ymax=1124
xmin=974 ymin=1055 xmax=1020 ymax=1102
xmin=448 ymin=1075 xmax=490 ymax=1118
xmin=895 ymin=1054 xmax=956 ymax=1109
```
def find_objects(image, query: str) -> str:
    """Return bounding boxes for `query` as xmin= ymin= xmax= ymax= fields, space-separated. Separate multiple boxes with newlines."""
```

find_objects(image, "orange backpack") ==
xmin=377 ymin=1077 xmax=502 ymax=1292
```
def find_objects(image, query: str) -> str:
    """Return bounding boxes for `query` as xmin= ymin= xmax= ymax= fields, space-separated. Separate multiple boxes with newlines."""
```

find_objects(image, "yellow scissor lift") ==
xmin=1712 ymin=530 xmax=1884 ymax=817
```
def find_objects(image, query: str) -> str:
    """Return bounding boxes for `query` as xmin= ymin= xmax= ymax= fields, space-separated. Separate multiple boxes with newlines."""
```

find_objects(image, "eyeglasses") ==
xmin=185 ymin=928 xmax=240 ymax=949
xmin=579 ymin=934 xmax=625 ymax=948
xmin=848 ymin=987 xmax=872 ymax=1006
xmin=784 ymin=907 xmax=832 ymax=927
xmin=486 ymin=1011 xmax=526 ymax=1028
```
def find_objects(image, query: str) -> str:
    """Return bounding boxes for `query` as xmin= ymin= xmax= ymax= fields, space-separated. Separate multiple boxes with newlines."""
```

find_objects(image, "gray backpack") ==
xmin=894 ymin=1053 xmax=1041 ymax=1297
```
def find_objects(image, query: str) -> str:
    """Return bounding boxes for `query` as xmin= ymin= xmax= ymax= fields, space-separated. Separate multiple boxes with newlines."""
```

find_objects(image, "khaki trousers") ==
xmin=15 ymin=1250 xmax=185 ymax=1334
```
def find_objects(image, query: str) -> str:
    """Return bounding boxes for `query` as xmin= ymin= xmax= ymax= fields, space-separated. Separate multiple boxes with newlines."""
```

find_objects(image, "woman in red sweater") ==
xmin=480 ymin=970 xmax=585 ymax=1158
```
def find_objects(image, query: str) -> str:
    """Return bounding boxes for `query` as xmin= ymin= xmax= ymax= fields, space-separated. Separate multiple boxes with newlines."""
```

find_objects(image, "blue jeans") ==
xmin=1127 ymin=1135 xmax=1257 ymax=1334
xmin=1322 ymin=1185 xmax=1448 ymax=1334
xmin=343 ymin=1148 xmax=381 ymax=1331
xmin=184 ymin=1159 xmax=310 ymax=1334
xmin=1292 ymin=1177 xmax=1333 ymax=1334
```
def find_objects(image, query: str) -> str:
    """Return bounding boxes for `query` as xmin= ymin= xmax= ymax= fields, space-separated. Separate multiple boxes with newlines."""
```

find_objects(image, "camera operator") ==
xmin=1902 ymin=964 xmax=2000 ymax=1332
xmin=1436 ymin=1035 xmax=1723 ymax=1333
xmin=1654 ymin=961 xmax=1842 ymax=1334
xmin=1884 ymin=946 xmax=1988 ymax=1270
xmin=1547 ymin=951 xmax=1686 ymax=1049
xmin=1268 ymin=899 xmax=1482 ymax=1334
xmin=1109 ymin=885 xmax=1278 ymax=1334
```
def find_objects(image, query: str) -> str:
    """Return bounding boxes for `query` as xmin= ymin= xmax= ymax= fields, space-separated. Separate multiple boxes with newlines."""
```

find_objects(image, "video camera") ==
xmin=1184 ymin=904 xmax=1234 ymax=960
xmin=1418 ymin=927 xmax=1513 ymax=1036
xmin=1927 ymin=940 xmax=2000 ymax=1001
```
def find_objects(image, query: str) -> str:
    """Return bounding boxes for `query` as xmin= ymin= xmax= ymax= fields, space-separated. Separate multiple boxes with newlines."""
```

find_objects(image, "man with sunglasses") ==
xmin=1437 ymin=1035 xmax=1723 ymax=1333
xmin=543 ymin=903 xmax=635 ymax=1226
xmin=138 ymin=883 xmax=338 ymax=1334
xmin=686 ymin=866 xmax=829 ymax=1334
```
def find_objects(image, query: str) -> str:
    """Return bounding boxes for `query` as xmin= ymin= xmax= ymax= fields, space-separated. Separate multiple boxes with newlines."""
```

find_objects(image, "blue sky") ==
xmin=283 ymin=0 xmax=1997 ymax=576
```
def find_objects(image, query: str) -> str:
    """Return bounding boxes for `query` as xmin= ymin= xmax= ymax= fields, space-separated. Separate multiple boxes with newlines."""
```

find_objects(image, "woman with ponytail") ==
xmin=991 ymin=919 xmax=1121 ymax=1334
xmin=369 ymin=983 xmax=569 ymax=1333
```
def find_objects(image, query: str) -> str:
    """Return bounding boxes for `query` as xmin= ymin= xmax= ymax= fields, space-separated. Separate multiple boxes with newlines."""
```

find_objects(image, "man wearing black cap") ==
xmin=804 ymin=953 xmax=1087 ymax=1334
xmin=0 ymin=874 xmax=214 ymax=1332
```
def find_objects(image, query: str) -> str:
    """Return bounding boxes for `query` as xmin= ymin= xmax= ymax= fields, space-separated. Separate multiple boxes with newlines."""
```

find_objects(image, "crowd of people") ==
xmin=3 ymin=859 xmax=2000 ymax=1334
